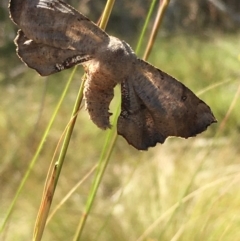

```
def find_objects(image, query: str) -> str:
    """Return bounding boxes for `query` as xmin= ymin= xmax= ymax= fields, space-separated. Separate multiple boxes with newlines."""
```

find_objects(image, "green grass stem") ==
xmin=135 ymin=0 xmax=158 ymax=55
xmin=72 ymin=1 xmax=117 ymax=240
xmin=143 ymin=0 xmax=170 ymax=60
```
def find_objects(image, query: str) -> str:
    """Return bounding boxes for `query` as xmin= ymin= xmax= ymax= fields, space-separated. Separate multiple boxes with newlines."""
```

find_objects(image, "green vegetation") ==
xmin=1 ymin=1 xmax=240 ymax=238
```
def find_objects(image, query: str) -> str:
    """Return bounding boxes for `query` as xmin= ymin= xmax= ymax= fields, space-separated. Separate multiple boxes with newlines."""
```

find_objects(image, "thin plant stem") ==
xmin=72 ymin=1 xmax=116 ymax=240
xmin=98 ymin=0 xmax=115 ymax=30
xmin=46 ymin=164 xmax=98 ymax=224
xmin=218 ymin=82 xmax=240 ymax=133
xmin=143 ymin=0 xmax=170 ymax=60
xmin=135 ymin=0 xmax=158 ymax=55
xmin=72 ymin=105 xmax=119 ymax=241
xmin=197 ymin=79 xmax=234 ymax=96
xmin=0 ymin=67 xmax=75 ymax=235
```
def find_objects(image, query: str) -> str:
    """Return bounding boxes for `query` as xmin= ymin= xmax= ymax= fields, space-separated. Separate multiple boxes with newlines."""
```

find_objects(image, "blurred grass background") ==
xmin=0 ymin=0 xmax=240 ymax=240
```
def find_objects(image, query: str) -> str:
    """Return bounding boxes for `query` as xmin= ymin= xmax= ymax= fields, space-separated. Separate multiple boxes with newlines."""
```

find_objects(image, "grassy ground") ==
xmin=0 ymin=33 xmax=240 ymax=240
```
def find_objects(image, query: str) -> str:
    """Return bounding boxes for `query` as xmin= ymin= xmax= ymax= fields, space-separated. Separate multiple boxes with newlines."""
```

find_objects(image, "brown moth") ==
xmin=9 ymin=0 xmax=217 ymax=150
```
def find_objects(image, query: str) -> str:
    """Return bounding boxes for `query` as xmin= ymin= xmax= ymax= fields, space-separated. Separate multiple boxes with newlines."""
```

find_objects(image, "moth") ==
xmin=9 ymin=0 xmax=217 ymax=150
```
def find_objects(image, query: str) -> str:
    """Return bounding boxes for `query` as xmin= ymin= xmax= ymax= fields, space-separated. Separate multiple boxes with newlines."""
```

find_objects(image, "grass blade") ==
xmin=135 ymin=0 xmax=158 ymax=55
